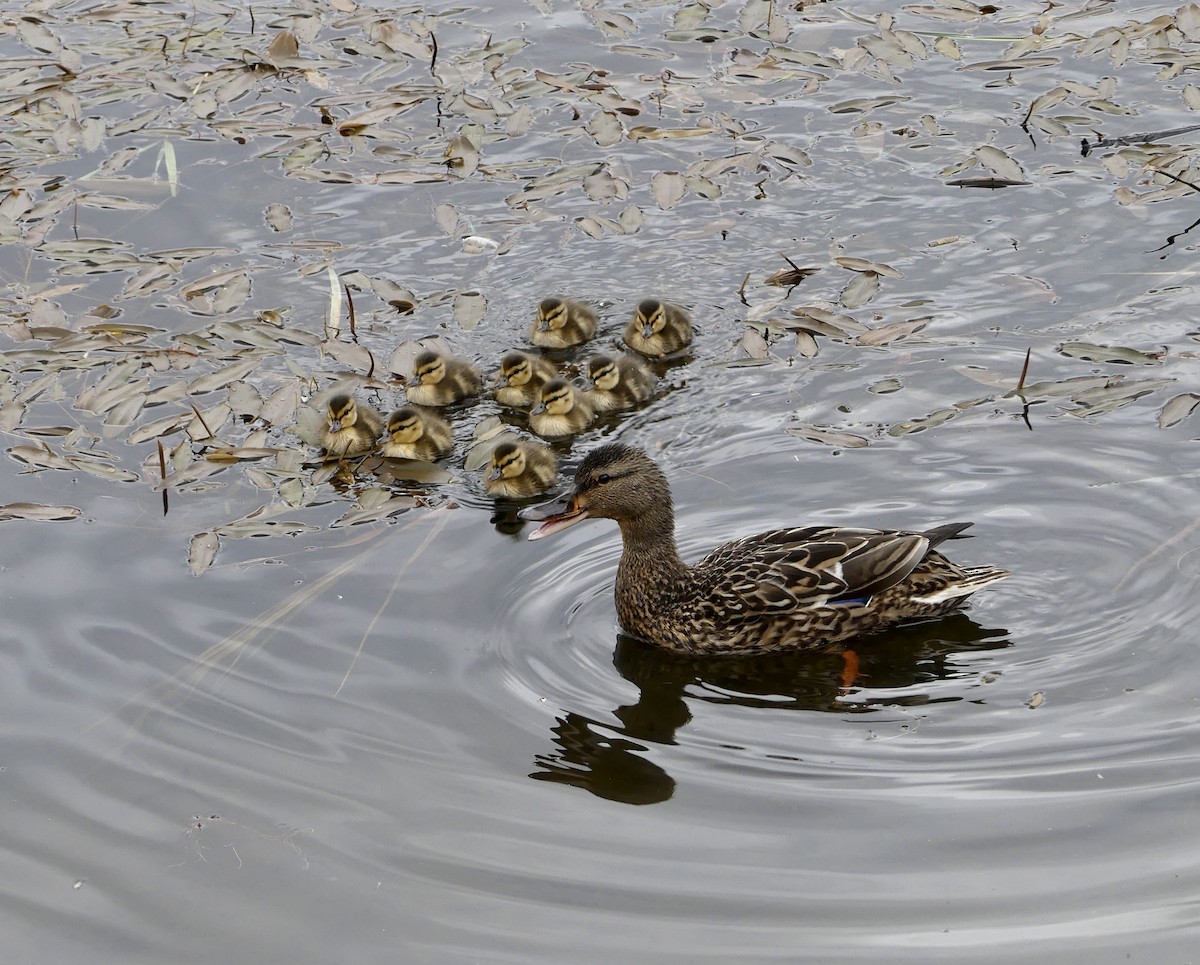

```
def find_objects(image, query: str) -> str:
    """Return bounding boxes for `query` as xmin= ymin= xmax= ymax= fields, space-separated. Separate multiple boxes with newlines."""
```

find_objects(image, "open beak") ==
xmin=519 ymin=492 xmax=589 ymax=540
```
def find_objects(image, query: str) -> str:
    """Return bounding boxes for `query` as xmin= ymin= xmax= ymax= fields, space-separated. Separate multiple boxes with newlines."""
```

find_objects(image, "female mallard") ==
xmin=623 ymin=299 xmax=693 ymax=358
xmin=531 ymin=297 xmax=598 ymax=349
xmin=486 ymin=438 xmax=557 ymax=498
xmin=407 ymin=350 xmax=481 ymax=407
xmin=381 ymin=406 xmax=452 ymax=461
xmin=296 ymin=389 xmax=383 ymax=457
xmin=529 ymin=378 xmax=595 ymax=439
xmin=495 ymin=351 xmax=558 ymax=409
xmin=521 ymin=443 xmax=1008 ymax=656
xmin=584 ymin=353 xmax=655 ymax=413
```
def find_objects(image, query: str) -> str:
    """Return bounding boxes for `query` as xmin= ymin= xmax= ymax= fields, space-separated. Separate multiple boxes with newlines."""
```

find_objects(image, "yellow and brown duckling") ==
xmin=406 ymin=350 xmax=481 ymax=407
xmin=495 ymin=351 xmax=558 ymax=409
xmin=530 ymin=297 xmax=598 ymax=349
xmin=584 ymin=353 xmax=655 ymax=413
xmin=296 ymin=389 xmax=384 ymax=458
xmin=521 ymin=443 xmax=1009 ymax=656
xmin=485 ymin=438 xmax=558 ymax=498
xmin=381 ymin=406 xmax=452 ymax=461
xmin=529 ymin=378 xmax=596 ymax=439
xmin=623 ymin=299 xmax=693 ymax=358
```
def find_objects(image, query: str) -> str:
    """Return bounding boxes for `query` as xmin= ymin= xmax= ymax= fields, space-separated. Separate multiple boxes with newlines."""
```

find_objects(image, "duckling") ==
xmin=530 ymin=297 xmax=598 ymax=349
xmin=406 ymin=350 xmax=481 ymax=407
xmin=296 ymin=390 xmax=383 ymax=457
xmin=623 ymin=299 xmax=693 ymax=358
xmin=495 ymin=351 xmax=558 ymax=409
xmin=521 ymin=443 xmax=1009 ymax=656
xmin=381 ymin=406 xmax=452 ymax=461
xmin=529 ymin=378 xmax=595 ymax=438
xmin=584 ymin=353 xmax=655 ymax=413
xmin=485 ymin=438 xmax=558 ymax=498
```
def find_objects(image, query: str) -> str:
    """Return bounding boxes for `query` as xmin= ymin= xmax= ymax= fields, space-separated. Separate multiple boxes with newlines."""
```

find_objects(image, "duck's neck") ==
xmin=616 ymin=502 xmax=687 ymax=576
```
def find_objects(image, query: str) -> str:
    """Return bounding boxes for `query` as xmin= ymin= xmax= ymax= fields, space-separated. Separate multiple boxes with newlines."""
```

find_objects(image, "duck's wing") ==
xmin=698 ymin=525 xmax=936 ymax=613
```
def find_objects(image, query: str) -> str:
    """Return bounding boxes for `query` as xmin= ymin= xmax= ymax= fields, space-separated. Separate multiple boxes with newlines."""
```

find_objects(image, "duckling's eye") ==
xmin=597 ymin=473 xmax=611 ymax=485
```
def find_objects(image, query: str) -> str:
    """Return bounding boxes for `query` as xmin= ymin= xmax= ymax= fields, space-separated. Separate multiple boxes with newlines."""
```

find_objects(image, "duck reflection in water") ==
xmin=530 ymin=614 xmax=1010 ymax=805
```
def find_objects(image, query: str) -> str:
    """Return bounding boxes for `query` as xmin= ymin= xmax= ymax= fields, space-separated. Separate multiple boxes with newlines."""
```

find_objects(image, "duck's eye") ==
xmin=597 ymin=473 xmax=611 ymax=485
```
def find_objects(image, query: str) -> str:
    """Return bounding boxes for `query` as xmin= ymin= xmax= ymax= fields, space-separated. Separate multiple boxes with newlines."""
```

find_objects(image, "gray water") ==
xmin=3 ymin=1 xmax=1200 ymax=962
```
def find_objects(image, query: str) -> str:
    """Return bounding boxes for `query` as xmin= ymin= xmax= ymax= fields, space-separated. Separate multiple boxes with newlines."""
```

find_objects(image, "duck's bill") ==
xmin=519 ymin=495 xmax=589 ymax=540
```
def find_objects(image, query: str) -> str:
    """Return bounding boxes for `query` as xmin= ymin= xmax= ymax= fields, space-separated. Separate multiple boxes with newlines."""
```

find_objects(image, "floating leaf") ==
xmin=840 ymin=271 xmax=880 ymax=308
xmin=0 ymin=502 xmax=82 ymax=521
xmin=188 ymin=532 xmax=220 ymax=575
xmin=651 ymin=171 xmax=685 ymax=209
xmin=1158 ymin=393 xmax=1200 ymax=428
xmin=786 ymin=426 xmax=870 ymax=448
xmin=1058 ymin=342 xmax=1164 ymax=365
xmin=454 ymin=291 xmax=487 ymax=331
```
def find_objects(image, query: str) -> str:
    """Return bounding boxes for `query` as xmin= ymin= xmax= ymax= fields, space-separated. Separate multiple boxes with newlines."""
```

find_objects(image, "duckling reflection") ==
xmin=531 ymin=297 xmax=598 ymax=349
xmin=530 ymin=616 xmax=1010 ymax=804
xmin=623 ymin=298 xmax=693 ymax=358
xmin=296 ymin=388 xmax=383 ymax=457
xmin=407 ymin=350 xmax=481 ymax=407
xmin=495 ymin=351 xmax=557 ymax=409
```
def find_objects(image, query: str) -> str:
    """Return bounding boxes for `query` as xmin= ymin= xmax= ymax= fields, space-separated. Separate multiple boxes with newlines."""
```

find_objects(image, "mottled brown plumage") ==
xmin=522 ymin=443 xmax=1008 ymax=655
xmin=381 ymin=406 xmax=452 ymax=461
xmin=529 ymin=379 xmax=595 ymax=438
xmin=495 ymin=351 xmax=558 ymax=409
xmin=623 ymin=299 xmax=693 ymax=358
xmin=584 ymin=353 xmax=655 ymax=413
xmin=407 ymin=350 xmax=481 ymax=407
xmin=486 ymin=438 xmax=557 ymax=498
xmin=531 ymin=297 xmax=598 ymax=349
xmin=296 ymin=388 xmax=383 ymax=457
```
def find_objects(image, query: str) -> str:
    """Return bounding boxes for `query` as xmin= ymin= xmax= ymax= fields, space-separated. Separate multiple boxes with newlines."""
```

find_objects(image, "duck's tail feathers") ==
xmin=912 ymin=565 xmax=1009 ymax=605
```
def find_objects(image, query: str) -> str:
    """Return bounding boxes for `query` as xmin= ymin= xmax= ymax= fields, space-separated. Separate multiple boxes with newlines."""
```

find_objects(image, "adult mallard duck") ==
xmin=381 ymin=406 xmax=452 ymax=461
xmin=495 ymin=351 xmax=558 ymax=409
xmin=623 ymin=299 xmax=693 ymax=358
xmin=584 ymin=353 xmax=655 ymax=413
xmin=486 ymin=438 xmax=557 ymax=498
xmin=529 ymin=378 xmax=595 ymax=438
xmin=521 ymin=443 xmax=1008 ymax=656
xmin=407 ymin=350 xmax=481 ymax=407
xmin=530 ymin=297 xmax=598 ymax=349
xmin=296 ymin=389 xmax=383 ymax=457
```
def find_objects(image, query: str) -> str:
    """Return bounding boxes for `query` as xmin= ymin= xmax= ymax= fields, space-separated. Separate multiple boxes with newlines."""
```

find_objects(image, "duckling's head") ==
xmin=413 ymin=351 xmax=446 ymax=386
xmin=386 ymin=407 xmax=425 ymax=444
xmin=326 ymin=393 xmax=359 ymax=431
xmin=533 ymin=378 xmax=577 ymax=415
xmin=586 ymin=355 xmax=619 ymax=392
xmin=499 ymin=352 xmax=535 ymax=388
xmin=488 ymin=440 xmax=527 ymax=481
xmin=522 ymin=443 xmax=670 ymax=539
xmin=537 ymin=298 xmax=568 ymax=333
xmin=635 ymin=299 xmax=666 ymax=338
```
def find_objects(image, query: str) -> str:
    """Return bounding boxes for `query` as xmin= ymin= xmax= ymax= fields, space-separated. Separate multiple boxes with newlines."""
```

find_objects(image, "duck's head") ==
xmin=520 ymin=443 xmax=666 ymax=539
xmin=635 ymin=299 xmax=666 ymax=338
xmin=386 ymin=407 xmax=425 ymax=444
xmin=536 ymin=297 xmax=567 ymax=333
xmin=499 ymin=352 xmax=534 ymax=388
xmin=412 ymin=351 xmax=445 ymax=386
xmin=586 ymin=355 xmax=619 ymax=392
xmin=488 ymin=440 xmax=527 ymax=482
xmin=532 ymin=378 xmax=577 ymax=416
xmin=326 ymin=393 xmax=358 ymax=432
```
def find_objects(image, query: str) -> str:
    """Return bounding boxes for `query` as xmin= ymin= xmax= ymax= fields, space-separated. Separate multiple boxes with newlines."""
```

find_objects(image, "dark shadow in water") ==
xmin=530 ymin=614 xmax=1011 ymax=805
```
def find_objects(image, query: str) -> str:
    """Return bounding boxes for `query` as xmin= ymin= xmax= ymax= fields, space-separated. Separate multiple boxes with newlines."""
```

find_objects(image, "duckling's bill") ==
xmin=520 ymin=495 xmax=589 ymax=540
